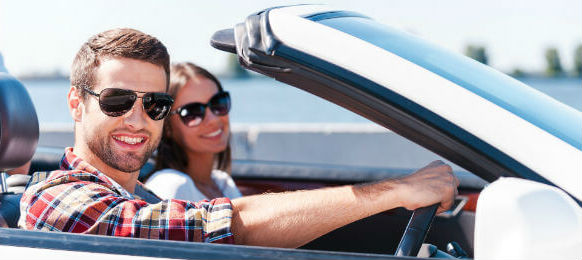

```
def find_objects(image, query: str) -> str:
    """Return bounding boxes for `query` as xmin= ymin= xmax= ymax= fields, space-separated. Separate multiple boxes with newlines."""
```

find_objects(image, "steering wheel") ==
xmin=394 ymin=204 xmax=439 ymax=256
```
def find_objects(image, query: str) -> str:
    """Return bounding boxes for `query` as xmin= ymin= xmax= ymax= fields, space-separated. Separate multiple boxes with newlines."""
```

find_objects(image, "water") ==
xmin=21 ymin=76 xmax=582 ymax=126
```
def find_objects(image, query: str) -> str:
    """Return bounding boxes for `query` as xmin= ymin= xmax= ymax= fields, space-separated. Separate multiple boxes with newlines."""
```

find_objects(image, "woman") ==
xmin=145 ymin=62 xmax=242 ymax=201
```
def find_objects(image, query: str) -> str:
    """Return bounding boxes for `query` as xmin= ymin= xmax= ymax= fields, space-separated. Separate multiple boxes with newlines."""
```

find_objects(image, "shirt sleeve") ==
xmin=19 ymin=180 xmax=234 ymax=243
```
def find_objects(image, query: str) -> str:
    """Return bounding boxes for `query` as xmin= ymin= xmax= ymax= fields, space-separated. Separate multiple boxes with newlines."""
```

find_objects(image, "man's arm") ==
xmin=19 ymin=174 xmax=234 ymax=243
xmin=230 ymin=160 xmax=458 ymax=248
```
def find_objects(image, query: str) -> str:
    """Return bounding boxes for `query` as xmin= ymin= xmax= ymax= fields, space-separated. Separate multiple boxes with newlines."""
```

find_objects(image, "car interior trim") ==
xmin=0 ymin=228 xmax=407 ymax=260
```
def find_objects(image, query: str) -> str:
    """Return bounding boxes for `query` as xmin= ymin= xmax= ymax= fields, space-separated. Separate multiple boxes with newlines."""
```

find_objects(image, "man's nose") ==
xmin=123 ymin=100 xmax=147 ymax=130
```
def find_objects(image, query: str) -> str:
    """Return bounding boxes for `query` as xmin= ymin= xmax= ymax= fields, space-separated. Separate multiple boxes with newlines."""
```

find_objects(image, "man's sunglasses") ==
xmin=81 ymin=86 xmax=174 ymax=121
xmin=171 ymin=91 xmax=231 ymax=127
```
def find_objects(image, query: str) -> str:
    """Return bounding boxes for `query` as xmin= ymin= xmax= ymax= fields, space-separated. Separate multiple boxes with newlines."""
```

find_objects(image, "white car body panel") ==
xmin=268 ymin=6 xmax=582 ymax=200
xmin=474 ymin=177 xmax=582 ymax=260
xmin=0 ymin=245 xmax=173 ymax=259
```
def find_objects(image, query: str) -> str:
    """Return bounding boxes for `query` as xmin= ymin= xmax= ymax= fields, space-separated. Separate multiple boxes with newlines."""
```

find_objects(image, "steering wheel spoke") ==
xmin=394 ymin=204 xmax=439 ymax=257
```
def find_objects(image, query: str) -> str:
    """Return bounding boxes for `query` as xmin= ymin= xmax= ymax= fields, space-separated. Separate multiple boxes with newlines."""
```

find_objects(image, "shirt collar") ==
xmin=59 ymin=147 xmax=135 ymax=199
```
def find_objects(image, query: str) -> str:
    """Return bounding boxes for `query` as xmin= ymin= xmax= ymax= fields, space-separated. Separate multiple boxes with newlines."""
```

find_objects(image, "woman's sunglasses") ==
xmin=81 ymin=86 xmax=174 ymax=121
xmin=171 ymin=91 xmax=231 ymax=127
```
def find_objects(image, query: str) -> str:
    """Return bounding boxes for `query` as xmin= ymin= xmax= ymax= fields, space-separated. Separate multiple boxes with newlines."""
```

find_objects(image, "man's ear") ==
xmin=67 ymin=86 xmax=83 ymax=122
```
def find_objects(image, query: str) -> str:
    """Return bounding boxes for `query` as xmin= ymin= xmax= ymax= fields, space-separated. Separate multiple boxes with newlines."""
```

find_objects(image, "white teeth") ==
xmin=204 ymin=129 xmax=222 ymax=138
xmin=113 ymin=136 xmax=144 ymax=145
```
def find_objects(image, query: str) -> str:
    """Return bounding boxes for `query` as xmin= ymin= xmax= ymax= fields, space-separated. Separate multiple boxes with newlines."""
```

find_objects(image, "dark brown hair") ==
xmin=71 ymin=28 xmax=170 ymax=96
xmin=154 ymin=62 xmax=231 ymax=174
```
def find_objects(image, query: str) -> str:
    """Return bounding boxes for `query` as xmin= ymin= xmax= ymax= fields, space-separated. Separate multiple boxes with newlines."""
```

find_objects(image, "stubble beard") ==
xmin=87 ymin=130 xmax=159 ymax=173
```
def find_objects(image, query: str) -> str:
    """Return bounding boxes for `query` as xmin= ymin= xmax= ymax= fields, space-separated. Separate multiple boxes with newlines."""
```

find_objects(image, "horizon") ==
xmin=1 ymin=0 xmax=580 ymax=77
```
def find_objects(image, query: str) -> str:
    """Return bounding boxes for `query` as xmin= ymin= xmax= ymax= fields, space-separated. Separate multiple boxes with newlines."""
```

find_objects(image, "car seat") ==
xmin=0 ymin=69 xmax=39 ymax=228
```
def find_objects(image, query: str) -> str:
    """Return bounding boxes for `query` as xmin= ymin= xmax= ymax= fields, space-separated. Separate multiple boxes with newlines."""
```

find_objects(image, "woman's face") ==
xmin=169 ymin=76 xmax=230 ymax=155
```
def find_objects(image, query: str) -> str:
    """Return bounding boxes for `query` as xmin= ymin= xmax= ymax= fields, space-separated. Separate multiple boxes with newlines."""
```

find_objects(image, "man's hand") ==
xmin=392 ymin=160 xmax=459 ymax=213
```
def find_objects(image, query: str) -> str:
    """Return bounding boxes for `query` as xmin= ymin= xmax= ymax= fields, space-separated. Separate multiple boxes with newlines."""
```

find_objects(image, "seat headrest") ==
xmin=0 ymin=72 xmax=39 ymax=171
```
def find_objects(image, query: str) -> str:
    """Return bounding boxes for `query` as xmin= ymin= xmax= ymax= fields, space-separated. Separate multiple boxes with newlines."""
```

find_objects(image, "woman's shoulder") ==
xmin=149 ymin=168 xmax=188 ymax=178
xmin=144 ymin=168 xmax=198 ymax=200
xmin=145 ymin=168 xmax=192 ymax=186
xmin=211 ymin=169 xmax=242 ymax=199
xmin=210 ymin=169 xmax=230 ymax=179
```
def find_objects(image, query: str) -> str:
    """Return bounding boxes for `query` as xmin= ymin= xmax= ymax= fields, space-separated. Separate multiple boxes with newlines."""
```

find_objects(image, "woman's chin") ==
xmin=190 ymin=144 xmax=228 ymax=154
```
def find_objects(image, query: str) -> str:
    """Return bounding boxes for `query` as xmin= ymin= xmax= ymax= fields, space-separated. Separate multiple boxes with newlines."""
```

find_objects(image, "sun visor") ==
xmin=211 ymin=10 xmax=294 ymax=76
xmin=210 ymin=29 xmax=236 ymax=54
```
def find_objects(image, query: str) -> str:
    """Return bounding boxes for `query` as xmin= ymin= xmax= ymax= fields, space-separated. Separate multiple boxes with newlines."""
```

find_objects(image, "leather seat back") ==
xmin=0 ymin=62 xmax=39 ymax=228
xmin=0 ymin=71 xmax=39 ymax=170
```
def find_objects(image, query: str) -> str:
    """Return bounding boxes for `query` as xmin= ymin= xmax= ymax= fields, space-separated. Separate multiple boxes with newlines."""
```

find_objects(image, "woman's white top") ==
xmin=144 ymin=168 xmax=242 ymax=201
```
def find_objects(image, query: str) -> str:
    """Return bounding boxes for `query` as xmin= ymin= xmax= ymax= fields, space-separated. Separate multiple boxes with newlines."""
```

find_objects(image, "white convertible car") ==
xmin=1 ymin=5 xmax=580 ymax=260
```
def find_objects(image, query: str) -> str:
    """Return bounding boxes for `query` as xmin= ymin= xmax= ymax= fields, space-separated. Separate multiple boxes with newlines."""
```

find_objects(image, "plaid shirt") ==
xmin=18 ymin=147 xmax=234 ymax=243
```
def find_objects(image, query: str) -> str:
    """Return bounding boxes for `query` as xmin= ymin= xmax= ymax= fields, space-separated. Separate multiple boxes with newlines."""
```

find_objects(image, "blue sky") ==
xmin=1 ymin=0 xmax=580 ymax=76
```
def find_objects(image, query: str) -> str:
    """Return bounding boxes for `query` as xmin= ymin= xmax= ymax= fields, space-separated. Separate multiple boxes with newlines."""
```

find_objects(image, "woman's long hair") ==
xmin=153 ymin=62 xmax=231 ymax=174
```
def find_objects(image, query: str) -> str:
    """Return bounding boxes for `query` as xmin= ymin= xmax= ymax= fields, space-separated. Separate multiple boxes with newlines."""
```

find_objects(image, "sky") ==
xmin=1 ymin=0 xmax=580 ymax=76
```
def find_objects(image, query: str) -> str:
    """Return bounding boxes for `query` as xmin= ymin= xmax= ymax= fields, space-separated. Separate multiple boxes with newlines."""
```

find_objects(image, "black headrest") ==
xmin=0 ymin=72 xmax=39 ymax=171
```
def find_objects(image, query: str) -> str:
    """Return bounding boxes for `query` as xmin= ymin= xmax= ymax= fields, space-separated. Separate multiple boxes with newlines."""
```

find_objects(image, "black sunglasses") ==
xmin=81 ymin=86 xmax=174 ymax=121
xmin=171 ymin=91 xmax=231 ymax=127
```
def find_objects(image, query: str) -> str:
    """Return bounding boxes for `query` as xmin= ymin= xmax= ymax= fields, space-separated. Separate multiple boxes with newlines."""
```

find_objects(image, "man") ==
xmin=19 ymin=28 xmax=459 ymax=248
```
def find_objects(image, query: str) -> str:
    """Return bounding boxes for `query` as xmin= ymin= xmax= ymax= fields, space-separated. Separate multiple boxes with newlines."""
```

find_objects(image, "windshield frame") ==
xmin=316 ymin=16 xmax=581 ymax=151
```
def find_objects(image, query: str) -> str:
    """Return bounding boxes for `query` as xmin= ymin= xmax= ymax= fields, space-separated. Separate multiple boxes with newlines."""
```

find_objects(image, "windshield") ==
xmin=317 ymin=16 xmax=582 ymax=150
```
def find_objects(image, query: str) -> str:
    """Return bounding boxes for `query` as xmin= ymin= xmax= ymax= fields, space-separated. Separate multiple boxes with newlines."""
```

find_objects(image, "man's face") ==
xmin=78 ymin=57 xmax=166 ymax=173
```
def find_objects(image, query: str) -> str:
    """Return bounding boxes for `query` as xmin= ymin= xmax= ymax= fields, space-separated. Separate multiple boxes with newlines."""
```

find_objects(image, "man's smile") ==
xmin=111 ymin=133 xmax=148 ymax=150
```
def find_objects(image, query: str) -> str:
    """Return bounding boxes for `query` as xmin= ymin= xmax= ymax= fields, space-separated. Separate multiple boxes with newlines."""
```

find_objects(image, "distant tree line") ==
xmin=465 ymin=45 xmax=489 ymax=65
xmin=575 ymin=45 xmax=582 ymax=77
xmin=544 ymin=48 xmax=563 ymax=77
xmin=464 ymin=44 xmax=582 ymax=78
